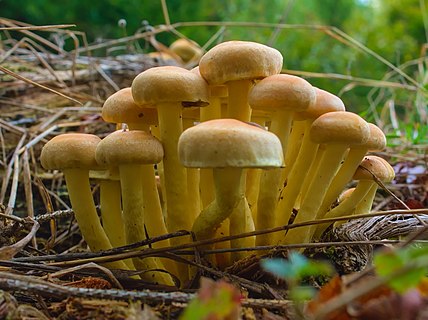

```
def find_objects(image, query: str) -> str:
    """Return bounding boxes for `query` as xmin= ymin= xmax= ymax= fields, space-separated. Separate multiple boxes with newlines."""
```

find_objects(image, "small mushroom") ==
xmin=95 ymin=130 xmax=174 ymax=285
xmin=315 ymin=156 xmax=395 ymax=236
xmin=40 ymin=133 xmax=128 ymax=271
xmin=283 ymin=111 xmax=370 ymax=245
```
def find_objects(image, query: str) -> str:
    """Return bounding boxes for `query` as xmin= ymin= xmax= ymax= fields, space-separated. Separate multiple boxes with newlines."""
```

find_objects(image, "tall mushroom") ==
xmin=283 ymin=111 xmax=370 ymax=245
xmin=178 ymin=119 xmax=283 ymax=260
xmin=248 ymin=74 xmax=315 ymax=246
xmin=199 ymin=40 xmax=283 ymax=122
xmin=95 ymin=130 xmax=174 ymax=285
xmin=274 ymin=88 xmax=345 ymax=239
xmin=40 ymin=133 xmax=129 ymax=271
xmin=314 ymin=123 xmax=386 ymax=219
xmin=132 ymin=66 xmax=209 ymax=282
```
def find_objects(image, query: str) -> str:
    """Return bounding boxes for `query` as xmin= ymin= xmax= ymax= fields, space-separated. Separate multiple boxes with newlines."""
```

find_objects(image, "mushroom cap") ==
xmin=131 ymin=66 xmax=209 ymax=107
xmin=191 ymin=66 xmax=228 ymax=98
xmin=169 ymin=38 xmax=203 ymax=63
xmin=95 ymin=130 xmax=164 ymax=166
xmin=41 ymin=133 xmax=101 ymax=170
xmin=178 ymin=119 xmax=283 ymax=168
xmin=249 ymin=74 xmax=315 ymax=113
xmin=353 ymin=156 xmax=395 ymax=182
xmin=338 ymin=188 xmax=355 ymax=203
xmin=310 ymin=111 xmax=370 ymax=145
xmin=199 ymin=41 xmax=283 ymax=85
xmin=102 ymin=87 xmax=158 ymax=125
xmin=364 ymin=123 xmax=387 ymax=151
xmin=295 ymin=87 xmax=345 ymax=120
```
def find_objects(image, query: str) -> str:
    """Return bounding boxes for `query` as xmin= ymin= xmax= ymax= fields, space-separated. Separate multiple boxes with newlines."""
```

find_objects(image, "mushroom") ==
xmin=40 ymin=133 xmax=129 ymax=271
xmin=283 ymin=111 xmax=370 ymax=244
xmin=102 ymin=87 xmax=158 ymax=132
xmin=169 ymin=38 xmax=204 ymax=64
xmin=178 ymin=119 xmax=283 ymax=260
xmin=315 ymin=123 xmax=386 ymax=219
xmin=132 ymin=66 xmax=209 ymax=281
xmin=274 ymin=88 xmax=345 ymax=238
xmin=248 ymin=74 xmax=316 ymax=246
xmin=314 ymin=156 xmax=395 ymax=237
xmin=199 ymin=40 xmax=283 ymax=122
xmin=102 ymin=87 xmax=169 ymax=251
xmin=95 ymin=130 xmax=174 ymax=285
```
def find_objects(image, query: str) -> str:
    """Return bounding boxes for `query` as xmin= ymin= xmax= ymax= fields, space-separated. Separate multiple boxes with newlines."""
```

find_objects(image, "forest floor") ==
xmin=0 ymin=19 xmax=427 ymax=319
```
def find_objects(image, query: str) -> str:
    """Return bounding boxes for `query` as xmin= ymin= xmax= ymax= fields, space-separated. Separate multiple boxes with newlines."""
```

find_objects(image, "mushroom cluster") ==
xmin=40 ymin=40 xmax=394 ymax=285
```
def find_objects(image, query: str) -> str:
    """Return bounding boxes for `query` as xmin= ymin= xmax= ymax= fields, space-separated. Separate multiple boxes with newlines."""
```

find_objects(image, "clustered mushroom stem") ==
xmin=157 ymin=102 xmax=193 ymax=282
xmin=226 ymin=169 xmax=255 ymax=259
xmin=157 ymin=102 xmax=193 ymax=229
xmin=150 ymin=125 xmax=167 ymax=213
xmin=256 ymin=110 xmax=292 ymax=246
xmin=313 ymin=179 xmax=374 ymax=238
xmin=119 ymin=164 xmax=174 ymax=285
xmin=282 ymin=120 xmax=306 ymax=180
xmin=140 ymin=164 xmax=177 ymax=275
xmin=226 ymin=79 xmax=252 ymax=121
xmin=99 ymin=179 xmax=126 ymax=248
xmin=315 ymin=148 xmax=368 ymax=219
xmin=63 ymin=168 xmax=129 ymax=271
xmin=284 ymin=144 xmax=350 ymax=245
xmin=355 ymin=184 xmax=378 ymax=214
xmin=275 ymin=121 xmax=319 ymax=242
xmin=192 ymin=168 xmax=245 ymax=242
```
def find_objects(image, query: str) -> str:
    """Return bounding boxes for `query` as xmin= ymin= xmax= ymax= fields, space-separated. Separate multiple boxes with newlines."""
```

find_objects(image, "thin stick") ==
xmin=0 ymin=24 xmax=76 ymax=31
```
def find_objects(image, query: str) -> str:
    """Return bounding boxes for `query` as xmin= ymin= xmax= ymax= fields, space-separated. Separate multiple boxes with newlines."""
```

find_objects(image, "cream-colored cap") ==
xmin=178 ymin=119 xmax=283 ymax=168
xmin=95 ymin=130 xmax=164 ymax=166
xmin=249 ymin=74 xmax=315 ymax=113
xmin=364 ymin=123 xmax=387 ymax=151
xmin=353 ymin=156 xmax=395 ymax=182
xmin=41 ymin=133 xmax=101 ymax=170
xmin=296 ymin=87 xmax=345 ymax=120
xmin=102 ymin=87 xmax=158 ymax=125
xmin=199 ymin=41 xmax=283 ymax=85
xmin=169 ymin=38 xmax=203 ymax=63
xmin=310 ymin=111 xmax=370 ymax=145
xmin=132 ymin=66 xmax=209 ymax=107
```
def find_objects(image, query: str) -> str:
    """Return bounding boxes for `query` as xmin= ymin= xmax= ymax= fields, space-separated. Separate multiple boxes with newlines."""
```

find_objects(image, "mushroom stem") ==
xmin=275 ymin=121 xmax=319 ymax=241
xmin=315 ymin=148 xmax=368 ymax=219
xmin=355 ymin=184 xmax=378 ymax=214
xmin=226 ymin=80 xmax=252 ymax=121
xmin=157 ymin=102 xmax=193 ymax=231
xmin=256 ymin=110 xmax=292 ymax=246
xmin=63 ymin=168 xmax=128 ymax=270
xmin=313 ymin=179 xmax=373 ymax=238
xmin=228 ymin=169 xmax=255 ymax=260
xmin=119 ymin=164 xmax=174 ymax=285
xmin=284 ymin=144 xmax=349 ymax=244
xmin=192 ymin=168 xmax=244 ymax=242
xmin=281 ymin=120 xmax=305 ymax=180
xmin=99 ymin=179 xmax=125 ymax=248
xmin=140 ymin=164 xmax=177 ymax=275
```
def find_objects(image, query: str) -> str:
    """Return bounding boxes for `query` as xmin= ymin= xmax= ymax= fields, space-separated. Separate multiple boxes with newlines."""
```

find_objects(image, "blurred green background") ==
xmin=1 ymin=0 xmax=427 ymax=143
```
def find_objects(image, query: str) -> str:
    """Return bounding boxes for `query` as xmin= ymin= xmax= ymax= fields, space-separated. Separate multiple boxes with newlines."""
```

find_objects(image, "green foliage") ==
xmin=261 ymin=252 xmax=333 ymax=300
xmin=374 ymin=245 xmax=428 ymax=293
